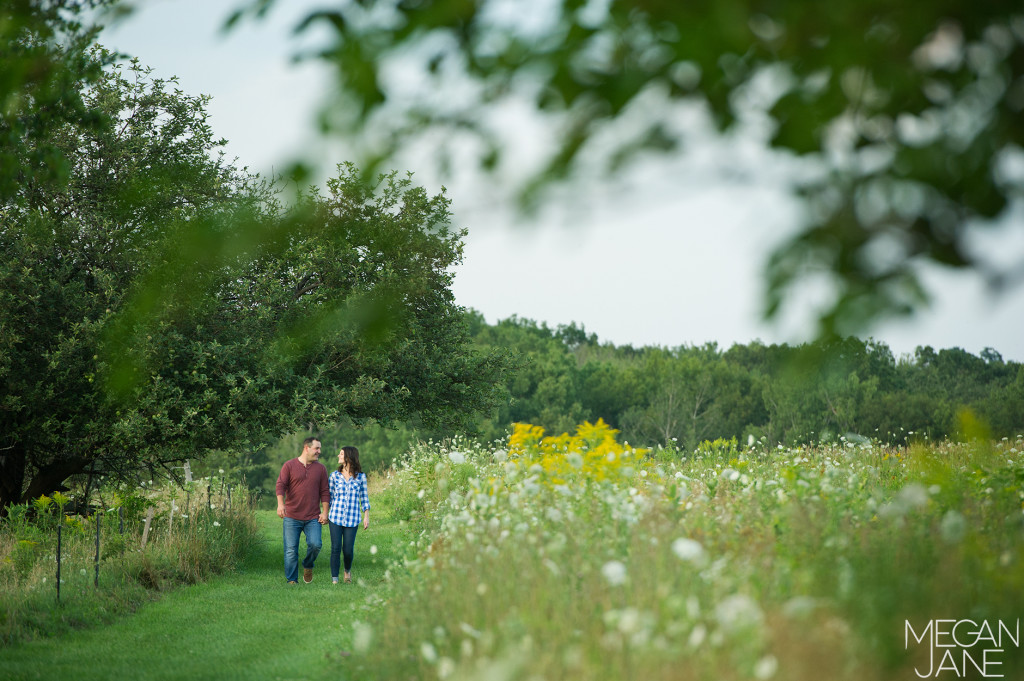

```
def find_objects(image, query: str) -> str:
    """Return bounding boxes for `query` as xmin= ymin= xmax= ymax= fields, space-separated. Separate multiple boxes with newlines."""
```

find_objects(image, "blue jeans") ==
xmin=283 ymin=517 xmax=322 ymax=583
xmin=329 ymin=522 xmax=359 ymax=578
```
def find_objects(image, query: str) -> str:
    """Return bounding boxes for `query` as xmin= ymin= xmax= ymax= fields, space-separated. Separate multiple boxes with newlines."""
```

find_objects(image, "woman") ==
xmin=328 ymin=445 xmax=370 ymax=584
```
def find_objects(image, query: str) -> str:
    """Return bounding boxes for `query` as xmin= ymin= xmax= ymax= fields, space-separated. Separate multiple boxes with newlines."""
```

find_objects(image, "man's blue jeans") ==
xmin=283 ymin=517 xmax=322 ymax=583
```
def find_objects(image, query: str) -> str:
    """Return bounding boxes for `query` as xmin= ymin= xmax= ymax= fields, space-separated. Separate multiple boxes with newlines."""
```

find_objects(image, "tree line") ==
xmin=222 ymin=312 xmax=1021 ymax=498
xmin=466 ymin=314 xmax=1022 ymax=450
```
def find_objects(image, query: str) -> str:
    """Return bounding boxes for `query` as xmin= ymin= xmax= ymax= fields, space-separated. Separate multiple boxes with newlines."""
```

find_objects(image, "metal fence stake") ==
xmin=94 ymin=513 xmax=101 ymax=588
xmin=56 ymin=523 xmax=62 ymax=603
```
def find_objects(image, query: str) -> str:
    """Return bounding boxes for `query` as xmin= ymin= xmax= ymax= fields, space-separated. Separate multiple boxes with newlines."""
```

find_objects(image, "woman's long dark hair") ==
xmin=338 ymin=445 xmax=363 ymax=477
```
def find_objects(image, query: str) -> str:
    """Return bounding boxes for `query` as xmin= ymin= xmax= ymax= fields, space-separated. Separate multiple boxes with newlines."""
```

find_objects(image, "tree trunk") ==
xmin=0 ymin=445 xmax=27 ymax=515
xmin=21 ymin=456 xmax=91 ymax=504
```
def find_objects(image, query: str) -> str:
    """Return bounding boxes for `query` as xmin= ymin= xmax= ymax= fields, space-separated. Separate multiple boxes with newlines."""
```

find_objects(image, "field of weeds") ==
xmin=350 ymin=422 xmax=1024 ymax=681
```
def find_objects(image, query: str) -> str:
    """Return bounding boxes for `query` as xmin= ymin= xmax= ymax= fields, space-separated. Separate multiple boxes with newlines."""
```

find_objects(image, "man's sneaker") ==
xmin=303 ymin=568 xmax=314 ymax=584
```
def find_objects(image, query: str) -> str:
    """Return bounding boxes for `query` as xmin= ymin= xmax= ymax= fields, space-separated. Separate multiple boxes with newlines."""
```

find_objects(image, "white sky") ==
xmin=100 ymin=0 xmax=1024 ymax=362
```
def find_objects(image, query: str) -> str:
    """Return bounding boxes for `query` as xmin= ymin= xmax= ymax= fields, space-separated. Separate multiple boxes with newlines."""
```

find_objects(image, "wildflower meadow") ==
xmin=345 ymin=421 xmax=1024 ymax=681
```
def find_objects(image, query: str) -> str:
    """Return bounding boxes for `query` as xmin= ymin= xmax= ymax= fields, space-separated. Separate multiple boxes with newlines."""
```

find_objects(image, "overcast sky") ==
xmin=100 ymin=0 xmax=1024 ymax=362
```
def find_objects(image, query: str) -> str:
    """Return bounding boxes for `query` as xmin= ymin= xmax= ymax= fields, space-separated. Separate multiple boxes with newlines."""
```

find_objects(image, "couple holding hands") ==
xmin=275 ymin=437 xmax=370 ymax=585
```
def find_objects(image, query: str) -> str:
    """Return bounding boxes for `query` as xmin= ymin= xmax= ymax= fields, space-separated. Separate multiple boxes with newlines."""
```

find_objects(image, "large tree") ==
xmin=0 ymin=53 xmax=508 ymax=510
xmin=236 ymin=0 xmax=1024 ymax=337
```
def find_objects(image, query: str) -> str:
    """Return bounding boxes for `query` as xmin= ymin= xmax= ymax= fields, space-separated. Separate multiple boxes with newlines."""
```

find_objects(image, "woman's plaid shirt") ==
xmin=328 ymin=471 xmax=370 ymax=526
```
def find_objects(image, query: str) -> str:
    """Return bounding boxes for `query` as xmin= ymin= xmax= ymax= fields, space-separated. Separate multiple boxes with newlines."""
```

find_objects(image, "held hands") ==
xmin=319 ymin=512 xmax=329 ymax=525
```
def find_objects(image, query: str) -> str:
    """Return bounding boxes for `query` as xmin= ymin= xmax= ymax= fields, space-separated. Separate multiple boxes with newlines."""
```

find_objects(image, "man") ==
xmin=276 ymin=436 xmax=330 ymax=584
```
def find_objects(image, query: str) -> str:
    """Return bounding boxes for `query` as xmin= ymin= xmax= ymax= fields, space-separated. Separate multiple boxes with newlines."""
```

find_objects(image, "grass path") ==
xmin=0 ymin=507 xmax=408 ymax=681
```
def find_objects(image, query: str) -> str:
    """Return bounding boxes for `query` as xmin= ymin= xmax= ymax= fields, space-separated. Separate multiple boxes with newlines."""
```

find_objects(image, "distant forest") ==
xmin=230 ymin=311 xmax=1023 ymax=493
xmin=463 ymin=313 xmax=1023 ymax=448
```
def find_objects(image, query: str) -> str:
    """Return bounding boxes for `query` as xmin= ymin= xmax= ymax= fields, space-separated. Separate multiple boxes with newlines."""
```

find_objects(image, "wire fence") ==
xmin=1 ymin=474 xmax=252 ymax=604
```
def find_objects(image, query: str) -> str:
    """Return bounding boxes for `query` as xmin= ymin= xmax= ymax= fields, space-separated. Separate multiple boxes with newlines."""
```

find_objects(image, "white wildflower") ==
xmin=438 ymin=657 xmax=456 ymax=679
xmin=939 ymin=510 xmax=967 ymax=543
xmin=421 ymin=642 xmax=438 ymax=663
xmin=782 ymin=596 xmax=818 ymax=619
xmin=899 ymin=483 xmax=929 ymax=509
xmin=448 ymin=451 xmax=466 ymax=465
xmin=671 ymin=538 xmax=707 ymax=565
xmin=616 ymin=607 xmax=642 ymax=635
xmin=688 ymin=624 xmax=707 ymax=648
xmin=601 ymin=560 xmax=628 ymax=586
xmin=754 ymin=655 xmax=779 ymax=679
xmin=370 ymin=545 xmax=378 ymax=555
xmin=353 ymin=621 xmax=373 ymax=653
xmin=715 ymin=594 xmax=764 ymax=632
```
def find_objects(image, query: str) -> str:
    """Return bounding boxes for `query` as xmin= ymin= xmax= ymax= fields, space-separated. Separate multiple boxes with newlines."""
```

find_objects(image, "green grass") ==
xmin=0 ymin=507 xmax=409 ymax=681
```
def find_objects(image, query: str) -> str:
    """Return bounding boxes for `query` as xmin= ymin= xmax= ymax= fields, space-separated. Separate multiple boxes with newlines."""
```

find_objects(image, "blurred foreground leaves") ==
xmin=237 ymin=0 xmax=1024 ymax=335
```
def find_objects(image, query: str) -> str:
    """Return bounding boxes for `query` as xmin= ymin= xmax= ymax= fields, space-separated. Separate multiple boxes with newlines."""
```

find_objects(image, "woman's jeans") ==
xmin=283 ymin=517 xmax=322 ymax=583
xmin=329 ymin=521 xmax=359 ymax=577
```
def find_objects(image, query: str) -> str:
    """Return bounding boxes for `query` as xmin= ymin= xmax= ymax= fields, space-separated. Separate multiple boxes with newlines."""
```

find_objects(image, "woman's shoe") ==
xmin=343 ymin=573 xmax=352 ymax=583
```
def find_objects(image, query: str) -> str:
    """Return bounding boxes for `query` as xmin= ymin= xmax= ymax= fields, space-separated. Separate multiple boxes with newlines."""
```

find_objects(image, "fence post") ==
xmin=56 ymin=523 xmax=62 ymax=603
xmin=119 ymin=506 xmax=124 ymax=535
xmin=140 ymin=506 xmax=155 ymax=550
xmin=94 ymin=513 xmax=101 ymax=587
xmin=207 ymin=483 xmax=212 ymax=512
